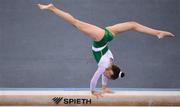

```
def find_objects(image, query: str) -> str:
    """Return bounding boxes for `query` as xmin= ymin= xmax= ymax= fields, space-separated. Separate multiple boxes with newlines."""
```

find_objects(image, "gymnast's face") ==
xmin=104 ymin=68 xmax=114 ymax=79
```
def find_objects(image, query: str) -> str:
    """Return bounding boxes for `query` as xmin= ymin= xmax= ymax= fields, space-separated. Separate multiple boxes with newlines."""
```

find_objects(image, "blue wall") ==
xmin=0 ymin=0 xmax=179 ymax=88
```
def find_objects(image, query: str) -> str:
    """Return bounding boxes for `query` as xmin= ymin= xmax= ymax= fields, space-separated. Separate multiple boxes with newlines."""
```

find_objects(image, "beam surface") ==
xmin=0 ymin=89 xmax=180 ymax=106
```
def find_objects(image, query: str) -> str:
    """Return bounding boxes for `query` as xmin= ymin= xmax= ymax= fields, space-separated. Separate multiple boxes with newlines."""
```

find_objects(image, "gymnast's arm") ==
xmin=101 ymin=59 xmax=114 ymax=93
xmin=90 ymin=66 xmax=106 ymax=97
xmin=102 ymin=74 xmax=113 ymax=93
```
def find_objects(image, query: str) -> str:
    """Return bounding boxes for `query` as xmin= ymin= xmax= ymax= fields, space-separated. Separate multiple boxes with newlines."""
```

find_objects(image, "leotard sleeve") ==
xmin=90 ymin=66 xmax=106 ymax=91
xmin=102 ymin=73 xmax=108 ymax=86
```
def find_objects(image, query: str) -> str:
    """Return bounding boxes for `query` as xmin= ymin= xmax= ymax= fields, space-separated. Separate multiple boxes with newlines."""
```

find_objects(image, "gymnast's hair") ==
xmin=111 ymin=64 xmax=121 ymax=80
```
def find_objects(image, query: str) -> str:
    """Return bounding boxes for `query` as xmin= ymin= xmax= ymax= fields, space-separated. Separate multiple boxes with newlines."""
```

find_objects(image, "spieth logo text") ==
xmin=52 ymin=97 xmax=92 ymax=105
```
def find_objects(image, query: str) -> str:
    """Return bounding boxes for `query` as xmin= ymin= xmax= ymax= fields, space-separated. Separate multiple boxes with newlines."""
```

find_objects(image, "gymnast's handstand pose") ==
xmin=38 ymin=3 xmax=174 ymax=97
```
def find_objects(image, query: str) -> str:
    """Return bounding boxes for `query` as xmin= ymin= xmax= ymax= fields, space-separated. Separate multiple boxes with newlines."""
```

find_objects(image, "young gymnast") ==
xmin=37 ymin=3 xmax=174 ymax=97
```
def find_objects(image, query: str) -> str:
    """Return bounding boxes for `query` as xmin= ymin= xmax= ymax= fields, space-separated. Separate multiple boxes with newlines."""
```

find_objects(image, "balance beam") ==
xmin=0 ymin=89 xmax=180 ymax=106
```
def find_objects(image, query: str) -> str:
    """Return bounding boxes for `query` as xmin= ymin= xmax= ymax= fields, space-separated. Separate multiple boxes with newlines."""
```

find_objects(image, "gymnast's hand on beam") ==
xmin=102 ymin=86 xmax=114 ymax=94
xmin=91 ymin=91 xmax=103 ymax=98
xmin=157 ymin=30 xmax=175 ymax=39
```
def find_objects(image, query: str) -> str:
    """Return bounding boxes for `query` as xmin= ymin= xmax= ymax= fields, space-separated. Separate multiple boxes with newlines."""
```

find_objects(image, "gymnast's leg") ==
xmin=38 ymin=3 xmax=104 ymax=41
xmin=106 ymin=21 xmax=174 ymax=39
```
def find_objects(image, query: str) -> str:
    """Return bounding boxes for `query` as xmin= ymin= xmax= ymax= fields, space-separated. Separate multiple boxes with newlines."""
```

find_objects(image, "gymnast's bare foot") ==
xmin=157 ymin=31 xmax=175 ymax=39
xmin=38 ymin=3 xmax=54 ymax=10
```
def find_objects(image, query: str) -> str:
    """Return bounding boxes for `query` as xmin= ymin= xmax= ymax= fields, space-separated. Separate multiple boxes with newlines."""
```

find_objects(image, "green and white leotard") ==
xmin=92 ymin=28 xmax=114 ymax=64
xmin=90 ymin=28 xmax=114 ymax=91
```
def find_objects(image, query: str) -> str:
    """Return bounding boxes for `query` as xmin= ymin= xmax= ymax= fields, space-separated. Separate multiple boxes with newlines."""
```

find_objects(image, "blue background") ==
xmin=0 ymin=0 xmax=179 ymax=88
